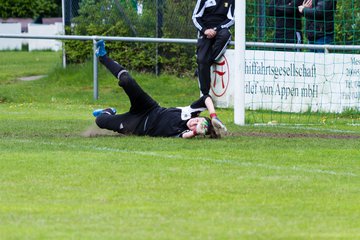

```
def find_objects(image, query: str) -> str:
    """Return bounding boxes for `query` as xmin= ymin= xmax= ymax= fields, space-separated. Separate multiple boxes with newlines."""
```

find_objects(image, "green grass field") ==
xmin=0 ymin=51 xmax=359 ymax=239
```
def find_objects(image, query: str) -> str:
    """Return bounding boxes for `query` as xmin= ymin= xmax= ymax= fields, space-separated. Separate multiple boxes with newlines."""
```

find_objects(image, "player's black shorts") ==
xmin=95 ymin=73 xmax=160 ymax=135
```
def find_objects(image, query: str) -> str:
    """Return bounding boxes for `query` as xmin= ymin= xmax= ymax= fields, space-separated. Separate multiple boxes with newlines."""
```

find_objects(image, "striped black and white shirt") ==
xmin=192 ymin=0 xmax=235 ymax=34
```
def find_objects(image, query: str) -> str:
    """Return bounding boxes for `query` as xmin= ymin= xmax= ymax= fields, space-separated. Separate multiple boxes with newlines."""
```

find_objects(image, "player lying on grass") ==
xmin=92 ymin=40 xmax=227 ymax=139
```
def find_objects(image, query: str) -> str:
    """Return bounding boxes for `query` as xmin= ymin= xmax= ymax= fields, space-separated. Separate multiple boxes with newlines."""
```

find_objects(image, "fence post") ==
xmin=93 ymin=39 xmax=98 ymax=100
xmin=61 ymin=0 xmax=67 ymax=69
xmin=234 ymin=0 xmax=246 ymax=125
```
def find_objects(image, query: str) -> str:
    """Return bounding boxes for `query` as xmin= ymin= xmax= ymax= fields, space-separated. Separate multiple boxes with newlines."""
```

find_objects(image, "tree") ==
xmin=0 ymin=0 xmax=61 ymax=19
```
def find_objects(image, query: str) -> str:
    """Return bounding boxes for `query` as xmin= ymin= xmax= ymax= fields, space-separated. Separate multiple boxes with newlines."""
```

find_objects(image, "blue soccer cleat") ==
xmin=92 ymin=107 xmax=116 ymax=117
xmin=95 ymin=40 xmax=107 ymax=57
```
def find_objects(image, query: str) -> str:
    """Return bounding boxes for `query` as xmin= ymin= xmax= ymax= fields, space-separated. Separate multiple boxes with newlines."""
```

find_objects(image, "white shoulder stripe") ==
xmin=192 ymin=0 xmax=206 ymax=31
xmin=176 ymin=106 xmax=206 ymax=120
xmin=221 ymin=4 xmax=235 ymax=29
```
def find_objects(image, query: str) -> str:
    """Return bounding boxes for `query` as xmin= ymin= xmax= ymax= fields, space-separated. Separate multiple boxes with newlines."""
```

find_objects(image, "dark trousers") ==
xmin=308 ymin=34 xmax=334 ymax=53
xmin=196 ymin=28 xmax=231 ymax=95
xmin=95 ymin=55 xmax=159 ymax=134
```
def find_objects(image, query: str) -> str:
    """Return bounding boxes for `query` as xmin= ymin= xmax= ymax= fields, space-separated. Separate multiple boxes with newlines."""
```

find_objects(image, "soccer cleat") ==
xmin=95 ymin=40 xmax=107 ymax=57
xmin=211 ymin=116 xmax=227 ymax=137
xmin=92 ymin=107 xmax=116 ymax=117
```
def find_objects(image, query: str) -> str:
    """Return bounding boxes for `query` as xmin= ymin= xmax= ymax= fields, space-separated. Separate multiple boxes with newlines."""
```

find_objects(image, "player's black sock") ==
xmin=99 ymin=55 xmax=127 ymax=81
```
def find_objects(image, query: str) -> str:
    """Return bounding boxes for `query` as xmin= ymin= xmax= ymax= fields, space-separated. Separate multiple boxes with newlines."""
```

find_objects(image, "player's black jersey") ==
xmin=192 ymin=0 xmax=235 ymax=33
xmin=96 ymin=105 xmax=205 ymax=138
xmin=142 ymin=105 xmax=205 ymax=137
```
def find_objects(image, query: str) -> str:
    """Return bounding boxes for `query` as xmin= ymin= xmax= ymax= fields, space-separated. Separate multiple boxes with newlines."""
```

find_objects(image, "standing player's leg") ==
xmin=196 ymin=37 xmax=214 ymax=96
xmin=211 ymin=28 xmax=232 ymax=62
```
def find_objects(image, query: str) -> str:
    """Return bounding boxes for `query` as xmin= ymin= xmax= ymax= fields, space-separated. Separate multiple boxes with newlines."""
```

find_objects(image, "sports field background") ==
xmin=0 ymin=51 xmax=359 ymax=239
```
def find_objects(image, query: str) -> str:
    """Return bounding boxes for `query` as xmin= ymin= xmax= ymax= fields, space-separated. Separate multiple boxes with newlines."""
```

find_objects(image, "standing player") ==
xmin=92 ymin=40 xmax=223 ymax=139
xmin=192 ymin=0 xmax=235 ymax=134
xmin=298 ymin=0 xmax=337 ymax=52
xmin=268 ymin=0 xmax=303 ymax=46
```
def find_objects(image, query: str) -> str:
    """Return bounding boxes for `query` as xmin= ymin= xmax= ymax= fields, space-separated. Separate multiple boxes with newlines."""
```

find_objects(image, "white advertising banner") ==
xmin=210 ymin=50 xmax=360 ymax=113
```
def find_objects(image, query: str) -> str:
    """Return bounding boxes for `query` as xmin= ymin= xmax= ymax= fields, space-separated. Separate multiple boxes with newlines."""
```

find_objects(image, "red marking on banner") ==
xmin=210 ymin=56 xmax=230 ymax=97
xmin=213 ymin=70 xmax=226 ymax=88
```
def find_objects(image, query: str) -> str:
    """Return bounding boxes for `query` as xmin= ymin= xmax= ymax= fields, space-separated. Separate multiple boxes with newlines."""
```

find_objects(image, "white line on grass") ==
xmin=211 ymin=160 xmax=358 ymax=177
xmin=7 ymin=138 xmax=358 ymax=177
xmin=254 ymin=124 xmax=360 ymax=134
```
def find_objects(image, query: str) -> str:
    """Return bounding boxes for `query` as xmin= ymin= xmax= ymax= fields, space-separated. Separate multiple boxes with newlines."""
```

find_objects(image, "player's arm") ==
xmin=181 ymin=122 xmax=208 ymax=139
xmin=303 ymin=0 xmax=334 ymax=20
xmin=181 ymin=130 xmax=196 ymax=139
xmin=192 ymin=0 xmax=207 ymax=34
xmin=283 ymin=0 xmax=301 ymax=16
xmin=216 ymin=1 xmax=235 ymax=31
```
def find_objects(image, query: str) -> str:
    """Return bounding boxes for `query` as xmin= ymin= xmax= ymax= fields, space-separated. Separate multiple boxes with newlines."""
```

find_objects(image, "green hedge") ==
xmin=0 ymin=0 xmax=61 ymax=18
xmin=66 ymin=0 xmax=360 ymax=73
xmin=65 ymin=0 xmax=197 ymax=76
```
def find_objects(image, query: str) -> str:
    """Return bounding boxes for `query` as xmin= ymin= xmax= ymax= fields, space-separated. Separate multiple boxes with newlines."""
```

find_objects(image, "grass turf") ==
xmin=0 ymin=51 xmax=359 ymax=239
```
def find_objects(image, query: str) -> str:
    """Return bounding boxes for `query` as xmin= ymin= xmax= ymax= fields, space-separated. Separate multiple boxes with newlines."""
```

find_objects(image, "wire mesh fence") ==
xmin=61 ymin=0 xmax=360 ymax=125
xmin=64 ymin=0 xmax=196 ymax=38
xmin=2 ymin=0 xmax=359 ymax=125
xmin=65 ymin=0 xmax=360 ymax=46
xmin=63 ymin=0 xmax=360 ymax=71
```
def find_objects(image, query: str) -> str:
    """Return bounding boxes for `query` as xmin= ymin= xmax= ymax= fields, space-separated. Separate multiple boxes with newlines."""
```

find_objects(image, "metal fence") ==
xmin=0 ymin=33 xmax=198 ymax=99
xmin=62 ymin=0 xmax=360 ymax=45
xmin=64 ymin=0 xmax=82 ymax=26
xmin=2 ymin=33 xmax=360 ymax=100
